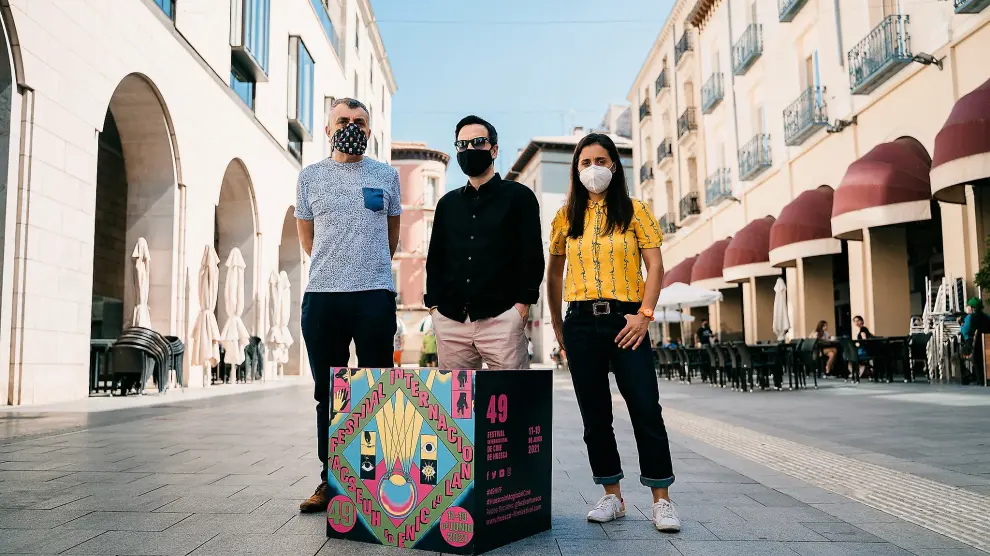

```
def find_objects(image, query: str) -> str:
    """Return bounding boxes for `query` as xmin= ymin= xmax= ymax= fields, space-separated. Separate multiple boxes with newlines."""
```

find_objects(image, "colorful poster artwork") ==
xmin=326 ymin=368 xmax=476 ymax=549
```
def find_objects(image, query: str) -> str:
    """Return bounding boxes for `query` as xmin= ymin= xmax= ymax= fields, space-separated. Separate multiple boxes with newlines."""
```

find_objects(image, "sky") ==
xmin=374 ymin=0 xmax=675 ymax=191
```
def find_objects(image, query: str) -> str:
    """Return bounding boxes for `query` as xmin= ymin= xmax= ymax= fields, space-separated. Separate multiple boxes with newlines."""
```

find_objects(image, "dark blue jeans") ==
xmin=562 ymin=305 xmax=675 ymax=489
xmin=301 ymin=290 xmax=396 ymax=482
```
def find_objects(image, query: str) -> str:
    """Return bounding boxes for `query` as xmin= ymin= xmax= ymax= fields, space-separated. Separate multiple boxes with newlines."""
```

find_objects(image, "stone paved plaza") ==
xmin=1 ymin=372 xmax=989 ymax=556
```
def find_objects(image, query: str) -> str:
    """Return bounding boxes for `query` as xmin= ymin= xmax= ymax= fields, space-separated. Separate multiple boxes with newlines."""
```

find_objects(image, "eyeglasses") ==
xmin=454 ymin=137 xmax=492 ymax=152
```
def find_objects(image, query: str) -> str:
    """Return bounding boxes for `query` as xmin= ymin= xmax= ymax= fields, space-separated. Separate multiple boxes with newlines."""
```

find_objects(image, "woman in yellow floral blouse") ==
xmin=547 ymin=133 xmax=679 ymax=533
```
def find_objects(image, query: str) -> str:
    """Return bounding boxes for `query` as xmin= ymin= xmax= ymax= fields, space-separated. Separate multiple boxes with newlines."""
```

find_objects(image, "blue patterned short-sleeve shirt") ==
xmin=295 ymin=157 xmax=402 ymax=293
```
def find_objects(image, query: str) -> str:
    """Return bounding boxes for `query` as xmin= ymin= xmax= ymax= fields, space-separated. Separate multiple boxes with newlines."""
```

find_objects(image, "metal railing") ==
xmin=778 ymin=0 xmax=811 ymax=22
xmin=738 ymin=133 xmax=772 ymax=180
xmin=640 ymin=163 xmax=654 ymax=183
xmin=655 ymin=69 xmax=670 ymax=95
xmin=677 ymin=107 xmax=698 ymax=139
xmin=639 ymin=100 xmax=652 ymax=121
xmin=733 ymin=24 xmax=763 ymax=75
xmin=848 ymin=15 xmax=912 ymax=95
xmin=783 ymin=86 xmax=828 ymax=146
xmin=675 ymin=31 xmax=694 ymax=65
xmin=705 ymin=168 xmax=732 ymax=205
xmin=955 ymin=0 xmax=990 ymax=13
xmin=657 ymin=139 xmax=673 ymax=163
xmin=679 ymin=192 xmax=701 ymax=220
xmin=659 ymin=213 xmax=678 ymax=235
xmin=701 ymin=73 xmax=724 ymax=114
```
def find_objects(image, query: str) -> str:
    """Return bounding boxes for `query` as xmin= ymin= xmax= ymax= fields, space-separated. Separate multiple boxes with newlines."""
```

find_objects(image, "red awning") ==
xmin=831 ymin=137 xmax=933 ymax=240
xmin=768 ymin=186 xmax=842 ymax=267
xmin=723 ymin=216 xmax=778 ymax=283
xmin=690 ymin=238 xmax=732 ymax=290
xmin=931 ymin=76 xmax=990 ymax=203
xmin=662 ymin=256 xmax=698 ymax=288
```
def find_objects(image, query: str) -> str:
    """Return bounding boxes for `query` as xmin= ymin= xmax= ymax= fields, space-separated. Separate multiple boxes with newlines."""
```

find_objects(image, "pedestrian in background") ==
xmin=421 ymin=328 xmax=438 ymax=367
xmin=425 ymin=115 xmax=544 ymax=370
xmin=295 ymin=98 xmax=401 ymax=513
xmin=546 ymin=132 xmax=680 ymax=533
xmin=394 ymin=316 xmax=406 ymax=367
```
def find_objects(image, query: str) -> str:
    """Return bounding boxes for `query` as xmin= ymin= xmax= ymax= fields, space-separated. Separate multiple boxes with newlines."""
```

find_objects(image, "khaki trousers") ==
xmin=432 ymin=307 xmax=530 ymax=370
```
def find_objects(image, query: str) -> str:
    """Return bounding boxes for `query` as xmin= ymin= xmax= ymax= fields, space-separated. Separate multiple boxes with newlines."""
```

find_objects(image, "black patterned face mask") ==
xmin=332 ymin=122 xmax=368 ymax=156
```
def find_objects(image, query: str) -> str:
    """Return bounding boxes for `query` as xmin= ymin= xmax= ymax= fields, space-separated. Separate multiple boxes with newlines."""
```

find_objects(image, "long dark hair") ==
xmin=815 ymin=320 xmax=827 ymax=339
xmin=566 ymin=133 xmax=633 ymax=239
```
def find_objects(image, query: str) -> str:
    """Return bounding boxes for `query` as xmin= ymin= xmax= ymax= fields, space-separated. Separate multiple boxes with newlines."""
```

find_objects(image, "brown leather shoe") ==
xmin=299 ymin=482 xmax=329 ymax=513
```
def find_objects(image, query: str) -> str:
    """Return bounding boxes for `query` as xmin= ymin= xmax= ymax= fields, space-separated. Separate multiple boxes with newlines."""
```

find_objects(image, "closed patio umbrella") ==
xmin=655 ymin=310 xmax=696 ymax=324
xmin=220 ymin=248 xmax=250 ymax=367
xmin=131 ymin=238 xmax=152 ymax=328
xmin=772 ymin=277 xmax=791 ymax=341
xmin=277 ymin=270 xmax=294 ymax=365
xmin=190 ymin=245 xmax=221 ymax=385
xmin=655 ymin=282 xmax=723 ymax=311
xmin=265 ymin=270 xmax=282 ymax=376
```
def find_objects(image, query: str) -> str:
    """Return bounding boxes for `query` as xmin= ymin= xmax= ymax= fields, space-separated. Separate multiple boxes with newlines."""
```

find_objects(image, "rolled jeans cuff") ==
xmin=593 ymin=472 xmax=624 ymax=486
xmin=640 ymin=475 xmax=675 ymax=488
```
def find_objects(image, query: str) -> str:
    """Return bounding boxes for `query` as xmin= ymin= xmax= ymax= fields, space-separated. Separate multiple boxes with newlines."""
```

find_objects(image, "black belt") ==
xmin=568 ymin=300 xmax=641 ymax=317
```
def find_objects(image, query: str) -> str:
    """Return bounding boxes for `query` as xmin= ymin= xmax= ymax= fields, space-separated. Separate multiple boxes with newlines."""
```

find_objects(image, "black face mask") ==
xmin=332 ymin=122 xmax=368 ymax=156
xmin=456 ymin=148 xmax=494 ymax=177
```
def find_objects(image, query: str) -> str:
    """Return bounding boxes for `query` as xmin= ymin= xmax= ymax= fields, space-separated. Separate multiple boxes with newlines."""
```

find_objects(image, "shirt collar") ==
xmin=462 ymin=173 xmax=502 ymax=196
xmin=588 ymin=197 xmax=606 ymax=208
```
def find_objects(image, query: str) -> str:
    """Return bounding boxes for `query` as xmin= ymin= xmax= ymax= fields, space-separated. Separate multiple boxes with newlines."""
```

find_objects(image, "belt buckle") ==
xmin=592 ymin=301 xmax=611 ymax=316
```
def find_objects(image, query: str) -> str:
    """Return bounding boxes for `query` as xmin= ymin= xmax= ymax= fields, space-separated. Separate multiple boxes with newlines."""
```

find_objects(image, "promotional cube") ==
xmin=325 ymin=367 xmax=552 ymax=554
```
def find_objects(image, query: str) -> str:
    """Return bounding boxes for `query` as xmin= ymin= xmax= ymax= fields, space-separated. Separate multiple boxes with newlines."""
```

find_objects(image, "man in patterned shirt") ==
xmin=295 ymin=98 xmax=401 ymax=512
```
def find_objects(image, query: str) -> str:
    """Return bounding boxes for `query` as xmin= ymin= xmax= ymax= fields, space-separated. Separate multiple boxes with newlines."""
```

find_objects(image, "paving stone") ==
xmin=702 ymin=520 xmax=827 ymax=542
xmin=275 ymin=515 xmax=327 ymax=536
xmin=603 ymin=516 xmax=717 ymax=541
xmin=0 ymin=528 xmax=105 ymax=554
xmin=774 ymin=487 xmax=851 ymax=505
xmin=557 ymin=539 xmax=680 ymax=555
xmin=0 ymin=460 xmax=71 ymax=471
xmin=59 ymin=471 xmax=152 ymax=484
xmin=188 ymin=533 xmax=328 ymax=555
xmin=800 ymin=522 xmax=885 ymax=543
xmin=851 ymin=522 xmax=977 ymax=551
xmin=0 ymin=508 xmax=91 ymax=529
xmin=809 ymin=503 xmax=906 ymax=524
xmin=64 ymin=530 xmax=219 ymax=555
xmin=58 ymin=511 xmax=193 ymax=532
xmin=672 ymin=540 xmax=802 ymax=556
xmin=725 ymin=505 xmax=842 ymax=523
xmin=153 ymin=495 xmax=270 ymax=514
xmin=165 ymin=513 xmax=293 ymax=536
xmin=784 ymin=542 xmax=914 ymax=556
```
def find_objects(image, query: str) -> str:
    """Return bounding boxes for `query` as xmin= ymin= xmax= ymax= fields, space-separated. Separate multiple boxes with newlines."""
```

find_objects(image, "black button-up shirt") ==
xmin=425 ymin=173 xmax=544 ymax=322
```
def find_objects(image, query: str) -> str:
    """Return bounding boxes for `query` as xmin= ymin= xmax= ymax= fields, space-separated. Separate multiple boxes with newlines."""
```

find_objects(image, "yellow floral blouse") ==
xmin=549 ymin=199 xmax=664 ymax=303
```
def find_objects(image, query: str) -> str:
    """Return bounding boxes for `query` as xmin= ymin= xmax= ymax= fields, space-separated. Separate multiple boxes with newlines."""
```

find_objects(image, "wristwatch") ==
xmin=638 ymin=307 xmax=655 ymax=321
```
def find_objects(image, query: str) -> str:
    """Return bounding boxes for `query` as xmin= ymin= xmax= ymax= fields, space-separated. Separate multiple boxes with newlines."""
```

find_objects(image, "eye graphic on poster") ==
xmin=420 ymin=434 xmax=438 ymax=486
xmin=360 ymin=431 xmax=377 ymax=480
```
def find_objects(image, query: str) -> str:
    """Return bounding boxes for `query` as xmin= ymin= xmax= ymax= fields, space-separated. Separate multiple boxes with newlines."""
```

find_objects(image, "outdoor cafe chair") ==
xmin=704 ymin=344 xmax=724 ymax=387
xmin=908 ymin=332 xmax=931 ymax=382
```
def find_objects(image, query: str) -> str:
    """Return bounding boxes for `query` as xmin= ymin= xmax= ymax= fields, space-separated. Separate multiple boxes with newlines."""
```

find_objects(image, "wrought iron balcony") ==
xmin=783 ymin=87 xmax=828 ymax=146
xmin=677 ymin=108 xmax=698 ymax=139
xmin=639 ymin=100 xmax=652 ymax=122
xmin=659 ymin=213 xmax=678 ymax=235
xmin=679 ymin=192 xmax=701 ymax=221
xmin=955 ymin=0 xmax=990 ymax=13
xmin=657 ymin=139 xmax=673 ymax=164
xmin=738 ymin=133 xmax=772 ymax=181
xmin=701 ymin=73 xmax=724 ymax=114
xmin=675 ymin=31 xmax=694 ymax=66
xmin=848 ymin=15 xmax=912 ymax=95
xmin=705 ymin=168 xmax=732 ymax=206
xmin=733 ymin=24 xmax=763 ymax=75
xmin=640 ymin=163 xmax=654 ymax=183
xmin=655 ymin=69 xmax=670 ymax=96
xmin=778 ymin=0 xmax=811 ymax=22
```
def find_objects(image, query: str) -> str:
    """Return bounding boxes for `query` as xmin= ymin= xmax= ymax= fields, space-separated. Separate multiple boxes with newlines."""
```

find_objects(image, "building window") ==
xmin=354 ymin=72 xmax=359 ymax=100
xmin=310 ymin=0 xmax=341 ymax=56
xmin=424 ymin=175 xmax=438 ymax=206
xmin=392 ymin=266 xmax=400 ymax=302
xmin=324 ymin=96 xmax=335 ymax=158
xmin=373 ymin=136 xmax=380 ymax=159
xmin=153 ymin=0 xmax=175 ymax=19
xmin=230 ymin=59 xmax=256 ymax=110
xmin=355 ymin=14 xmax=361 ymax=51
xmin=425 ymin=216 xmax=434 ymax=249
xmin=288 ymin=36 xmax=315 ymax=140
xmin=288 ymin=128 xmax=303 ymax=162
xmin=230 ymin=0 xmax=271 ymax=78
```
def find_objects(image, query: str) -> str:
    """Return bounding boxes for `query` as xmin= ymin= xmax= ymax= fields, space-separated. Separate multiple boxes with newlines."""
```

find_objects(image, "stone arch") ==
xmin=92 ymin=73 xmax=180 ymax=339
xmin=0 ymin=2 xmax=27 ymax=88
xmin=0 ymin=4 xmax=17 ymax=404
xmin=215 ymin=159 xmax=260 ymax=341
xmin=278 ymin=207 xmax=306 ymax=376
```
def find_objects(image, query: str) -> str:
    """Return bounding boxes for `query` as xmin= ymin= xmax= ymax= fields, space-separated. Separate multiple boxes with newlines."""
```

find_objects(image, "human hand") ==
xmin=514 ymin=303 xmax=529 ymax=320
xmin=332 ymin=389 xmax=346 ymax=412
xmin=615 ymin=313 xmax=650 ymax=349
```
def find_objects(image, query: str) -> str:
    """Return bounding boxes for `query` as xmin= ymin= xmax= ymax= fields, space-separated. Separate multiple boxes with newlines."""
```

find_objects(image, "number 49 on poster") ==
xmin=486 ymin=394 xmax=507 ymax=424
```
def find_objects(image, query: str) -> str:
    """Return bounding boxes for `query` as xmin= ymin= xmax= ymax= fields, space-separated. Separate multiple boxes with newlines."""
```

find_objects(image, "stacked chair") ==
xmin=109 ymin=327 xmax=183 ymax=395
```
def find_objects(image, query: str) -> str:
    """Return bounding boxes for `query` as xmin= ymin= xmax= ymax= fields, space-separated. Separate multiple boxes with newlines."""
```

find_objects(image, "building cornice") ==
xmin=685 ymin=0 xmax=723 ymax=30
xmin=391 ymin=144 xmax=450 ymax=165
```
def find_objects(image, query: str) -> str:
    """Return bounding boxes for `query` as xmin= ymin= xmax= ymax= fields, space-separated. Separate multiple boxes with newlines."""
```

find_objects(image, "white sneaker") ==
xmin=652 ymin=499 xmax=681 ymax=532
xmin=587 ymin=494 xmax=625 ymax=522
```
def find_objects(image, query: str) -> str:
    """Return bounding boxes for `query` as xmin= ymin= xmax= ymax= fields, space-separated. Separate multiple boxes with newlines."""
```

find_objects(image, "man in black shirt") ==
xmin=425 ymin=115 xmax=544 ymax=370
xmin=696 ymin=320 xmax=713 ymax=346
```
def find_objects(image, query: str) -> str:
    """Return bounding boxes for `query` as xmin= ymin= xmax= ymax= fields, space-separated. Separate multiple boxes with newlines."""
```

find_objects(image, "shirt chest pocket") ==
xmin=362 ymin=187 xmax=385 ymax=212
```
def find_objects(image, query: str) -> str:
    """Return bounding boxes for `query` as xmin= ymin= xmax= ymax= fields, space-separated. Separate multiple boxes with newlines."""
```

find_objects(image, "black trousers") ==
xmin=562 ymin=304 xmax=675 ymax=488
xmin=301 ymin=290 xmax=396 ymax=482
